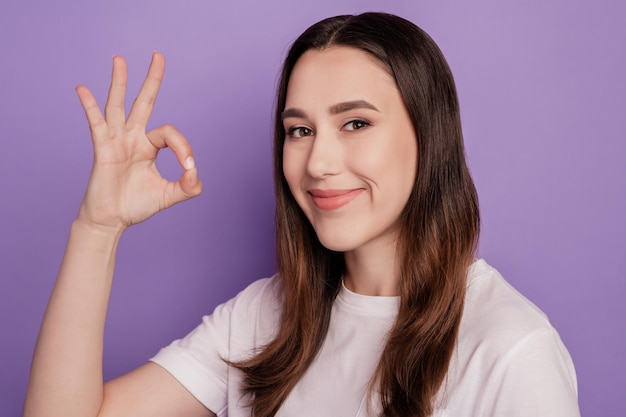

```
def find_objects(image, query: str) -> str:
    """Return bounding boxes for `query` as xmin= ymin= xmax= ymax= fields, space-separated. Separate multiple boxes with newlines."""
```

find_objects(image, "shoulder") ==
xmin=224 ymin=275 xmax=282 ymax=314
xmin=457 ymin=259 xmax=573 ymax=366
xmin=223 ymin=275 xmax=283 ymax=335
xmin=200 ymin=274 xmax=283 ymax=343
xmin=156 ymin=275 xmax=283 ymax=362
xmin=440 ymin=260 xmax=579 ymax=416
xmin=149 ymin=275 xmax=283 ymax=414
xmin=460 ymin=259 xmax=552 ymax=348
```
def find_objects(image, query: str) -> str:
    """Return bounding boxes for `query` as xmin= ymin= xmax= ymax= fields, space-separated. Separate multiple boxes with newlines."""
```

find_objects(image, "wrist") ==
xmin=71 ymin=217 xmax=126 ymax=242
xmin=63 ymin=218 xmax=125 ymax=277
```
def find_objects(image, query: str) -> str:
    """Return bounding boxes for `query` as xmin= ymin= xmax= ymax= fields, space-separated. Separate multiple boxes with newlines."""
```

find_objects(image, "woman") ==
xmin=23 ymin=12 xmax=580 ymax=417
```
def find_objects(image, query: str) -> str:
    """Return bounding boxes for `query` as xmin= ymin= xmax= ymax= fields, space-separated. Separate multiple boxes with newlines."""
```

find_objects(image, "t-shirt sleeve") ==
xmin=149 ymin=277 xmax=278 ymax=416
xmin=485 ymin=327 xmax=580 ymax=417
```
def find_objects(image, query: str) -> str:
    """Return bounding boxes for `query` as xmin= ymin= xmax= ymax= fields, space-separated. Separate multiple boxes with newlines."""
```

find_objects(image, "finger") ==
xmin=180 ymin=167 xmax=203 ymax=199
xmin=146 ymin=124 xmax=195 ymax=170
xmin=104 ymin=56 xmax=128 ymax=136
xmin=165 ymin=167 xmax=203 ymax=207
xmin=126 ymin=52 xmax=165 ymax=130
xmin=75 ymin=85 xmax=108 ymax=145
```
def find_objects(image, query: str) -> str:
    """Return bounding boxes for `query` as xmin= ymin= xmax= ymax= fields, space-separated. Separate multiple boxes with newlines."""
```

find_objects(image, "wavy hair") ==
xmin=232 ymin=12 xmax=480 ymax=417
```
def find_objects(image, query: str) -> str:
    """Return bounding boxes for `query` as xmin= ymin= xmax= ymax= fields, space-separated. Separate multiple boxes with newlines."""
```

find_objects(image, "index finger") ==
xmin=126 ymin=52 xmax=165 ymax=130
xmin=146 ymin=124 xmax=195 ymax=170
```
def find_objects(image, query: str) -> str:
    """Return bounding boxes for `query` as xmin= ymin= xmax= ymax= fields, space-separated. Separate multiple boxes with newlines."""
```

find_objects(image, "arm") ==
xmin=23 ymin=53 xmax=213 ymax=417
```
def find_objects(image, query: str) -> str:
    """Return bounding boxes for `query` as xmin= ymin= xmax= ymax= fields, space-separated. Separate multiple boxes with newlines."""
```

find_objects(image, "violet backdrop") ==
xmin=1 ymin=0 xmax=624 ymax=415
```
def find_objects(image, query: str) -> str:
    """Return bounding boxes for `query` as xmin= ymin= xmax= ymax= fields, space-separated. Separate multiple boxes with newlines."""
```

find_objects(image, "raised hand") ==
xmin=75 ymin=52 xmax=202 ymax=231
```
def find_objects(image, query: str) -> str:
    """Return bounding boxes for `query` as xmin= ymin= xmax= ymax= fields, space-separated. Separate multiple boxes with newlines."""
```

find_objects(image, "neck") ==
xmin=343 ymin=233 xmax=400 ymax=296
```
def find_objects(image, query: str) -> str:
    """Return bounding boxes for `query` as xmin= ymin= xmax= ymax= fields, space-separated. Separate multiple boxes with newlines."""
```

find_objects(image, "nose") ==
xmin=306 ymin=127 xmax=342 ymax=179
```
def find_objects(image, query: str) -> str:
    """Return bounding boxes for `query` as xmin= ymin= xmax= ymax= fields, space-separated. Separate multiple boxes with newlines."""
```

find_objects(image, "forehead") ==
xmin=285 ymin=46 xmax=399 ymax=109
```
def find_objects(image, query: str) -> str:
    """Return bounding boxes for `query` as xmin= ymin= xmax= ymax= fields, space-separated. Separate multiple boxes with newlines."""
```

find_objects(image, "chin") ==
xmin=315 ymin=232 xmax=359 ymax=253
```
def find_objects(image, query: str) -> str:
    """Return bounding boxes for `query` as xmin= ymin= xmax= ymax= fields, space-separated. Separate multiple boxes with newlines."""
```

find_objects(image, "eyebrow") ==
xmin=281 ymin=100 xmax=380 ymax=120
xmin=329 ymin=100 xmax=380 ymax=115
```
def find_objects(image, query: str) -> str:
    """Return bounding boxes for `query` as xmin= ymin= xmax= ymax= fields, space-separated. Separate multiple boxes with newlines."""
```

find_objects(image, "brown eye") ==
xmin=288 ymin=126 xmax=314 ymax=138
xmin=343 ymin=120 xmax=370 ymax=131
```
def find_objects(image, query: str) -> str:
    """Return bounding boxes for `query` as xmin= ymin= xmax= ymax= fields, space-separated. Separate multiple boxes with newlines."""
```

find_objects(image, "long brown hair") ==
xmin=232 ymin=12 xmax=480 ymax=417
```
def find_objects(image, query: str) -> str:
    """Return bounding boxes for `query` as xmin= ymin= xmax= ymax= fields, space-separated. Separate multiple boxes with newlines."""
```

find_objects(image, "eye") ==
xmin=287 ymin=126 xmax=314 ymax=139
xmin=343 ymin=119 xmax=371 ymax=131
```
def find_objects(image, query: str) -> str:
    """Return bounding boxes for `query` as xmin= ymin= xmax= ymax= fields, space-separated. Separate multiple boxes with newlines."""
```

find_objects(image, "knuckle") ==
xmin=91 ymin=117 xmax=107 ymax=130
xmin=162 ymin=123 xmax=176 ymax=133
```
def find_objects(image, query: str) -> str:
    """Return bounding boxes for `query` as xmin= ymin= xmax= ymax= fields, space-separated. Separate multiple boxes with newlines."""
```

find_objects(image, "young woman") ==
xmin=23 ymin=12 xmax=580 ymax=417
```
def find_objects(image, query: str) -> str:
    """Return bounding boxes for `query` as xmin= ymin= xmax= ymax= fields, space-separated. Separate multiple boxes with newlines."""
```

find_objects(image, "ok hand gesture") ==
xmin=75 ymin=52 xmax=202 ymax=232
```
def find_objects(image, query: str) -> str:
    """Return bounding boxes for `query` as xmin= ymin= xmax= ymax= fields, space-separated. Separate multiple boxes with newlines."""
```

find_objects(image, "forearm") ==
xmin=24 ymin=219 xmax=125 ymax=417
xmin=24 ymin=52 xmax=202 ymax=417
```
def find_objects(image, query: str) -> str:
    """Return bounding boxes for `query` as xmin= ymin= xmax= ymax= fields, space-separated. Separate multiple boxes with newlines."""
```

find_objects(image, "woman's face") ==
xmin=282 ymin=46 xmax=417 ymax=254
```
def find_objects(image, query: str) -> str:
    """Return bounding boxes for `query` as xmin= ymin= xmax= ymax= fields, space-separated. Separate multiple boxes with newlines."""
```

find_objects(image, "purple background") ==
xmin=1 ymin=0 xmax=624 ymax=415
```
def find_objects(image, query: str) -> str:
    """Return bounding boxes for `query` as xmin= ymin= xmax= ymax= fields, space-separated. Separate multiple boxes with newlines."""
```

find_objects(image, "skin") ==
xmin=23 ymin=53 xmax=213 ymax=417
xmin=23 ymin=46 xmax=417 ymax=416
xmin=283 ymin=46 xmax=418 ymax=296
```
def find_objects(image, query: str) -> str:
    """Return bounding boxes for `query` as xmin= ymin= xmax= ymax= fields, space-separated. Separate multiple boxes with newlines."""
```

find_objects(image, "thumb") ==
xmin=162 ymin=165 xmax=202 ymax=209
xmin=180 ymin=166 xmax=203 ymax=198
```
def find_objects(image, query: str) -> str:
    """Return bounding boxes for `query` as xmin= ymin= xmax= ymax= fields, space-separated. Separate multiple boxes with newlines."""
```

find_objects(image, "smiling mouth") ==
xmin=308 ymin=189 xmax=364 ymax=210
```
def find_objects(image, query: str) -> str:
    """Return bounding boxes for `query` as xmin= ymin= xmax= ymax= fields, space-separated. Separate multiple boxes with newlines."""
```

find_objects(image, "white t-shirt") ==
xmin=151 ymin=259 xmax=580 ymax=416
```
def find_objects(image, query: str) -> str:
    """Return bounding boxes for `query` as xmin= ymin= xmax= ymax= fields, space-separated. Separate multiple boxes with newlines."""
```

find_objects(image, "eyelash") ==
xmin=343 ymin=119 xmax=371 ymax=131
xmin=287 ymin=126 xmax=313 ymax=139
xmin=286 ymin=119 xmax=371 ymax=138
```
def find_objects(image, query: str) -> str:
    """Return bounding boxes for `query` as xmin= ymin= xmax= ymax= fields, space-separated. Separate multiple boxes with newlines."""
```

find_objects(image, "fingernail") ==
xmin=185 ymin=156 xmax=195 ymax=170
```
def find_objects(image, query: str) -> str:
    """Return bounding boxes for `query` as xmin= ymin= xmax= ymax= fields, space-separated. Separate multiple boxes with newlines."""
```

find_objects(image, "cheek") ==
xmin=385 ymin=126 xmax=418 ymax=177
xmin=349 ymin=131 xmax=417 ymax=182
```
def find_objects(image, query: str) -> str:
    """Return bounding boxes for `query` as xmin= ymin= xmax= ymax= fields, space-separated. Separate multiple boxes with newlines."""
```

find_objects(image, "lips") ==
xmin=308 ymin=188 xmax=364 ymax=210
